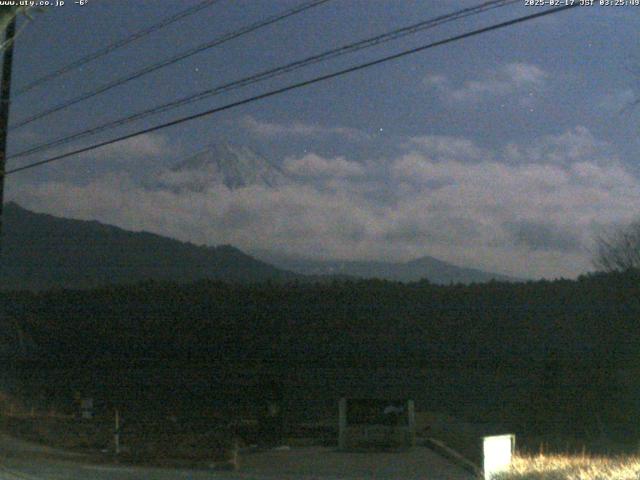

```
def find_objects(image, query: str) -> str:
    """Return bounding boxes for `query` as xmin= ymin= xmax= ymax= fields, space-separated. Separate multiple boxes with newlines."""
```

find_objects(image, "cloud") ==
xmin=4 ymin=132 xmax=179 ymax=186
xmin=283 ymin=153 xmax=365 ymax=178
xmin=241 ymin=116 xmax=370 ymax=141
xmin=598 ymin=88 xmax=636 ymax=112
xmin=423 ymin=74 xmax=447 ymax=90
xmin=502 ymin=126 xmax=612 ymax=166
xmin=405 ymin=135 xmax=488 ymax=161
xmin=81 ymin=133 xmax=173 ymax=162
xmin=13 ymin=178 xmax=382 ymax=258
xmin=8 ymin=126 xmax=640 ymax=280
xmin=505 ymin=220 xmax=581 ymax=253
xmin=425 ymin=62 xmax=548 ymax=104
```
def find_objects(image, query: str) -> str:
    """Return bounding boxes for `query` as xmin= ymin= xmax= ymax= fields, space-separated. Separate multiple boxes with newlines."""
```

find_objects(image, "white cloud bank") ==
xmin=283 ymin=153 xmax=366 ymax=178
xmin=8 ymin=126 xmax=640 ymax=280
xmin=70 ymin=133 xmax=174 ymax=163
xmin=425 ymin=62 xmax=547 ymax=104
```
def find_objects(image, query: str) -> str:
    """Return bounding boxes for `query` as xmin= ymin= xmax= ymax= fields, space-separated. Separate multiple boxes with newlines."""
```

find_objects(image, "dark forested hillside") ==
xmin=0 ymin=202 xmax=299 ymax=290
xmin=6 ymin=274 xmax=637 ymax=369
xmin=2 ymin=271 xmax=639 ymax=442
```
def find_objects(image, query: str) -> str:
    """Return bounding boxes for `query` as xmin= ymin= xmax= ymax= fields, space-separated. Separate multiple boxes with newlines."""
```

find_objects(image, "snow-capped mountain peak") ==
xmin=157 ymin=142 xmax=289 ymax=191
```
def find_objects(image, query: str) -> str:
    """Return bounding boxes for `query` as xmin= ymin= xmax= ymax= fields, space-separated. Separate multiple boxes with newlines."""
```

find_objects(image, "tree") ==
xmin=593 ymin=220 xmax=640 ymax=272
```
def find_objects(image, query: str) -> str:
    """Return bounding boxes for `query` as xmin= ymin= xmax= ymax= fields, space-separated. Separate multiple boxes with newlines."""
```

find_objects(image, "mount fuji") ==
xmin=156 ymin=142 xmax=289 ymax=191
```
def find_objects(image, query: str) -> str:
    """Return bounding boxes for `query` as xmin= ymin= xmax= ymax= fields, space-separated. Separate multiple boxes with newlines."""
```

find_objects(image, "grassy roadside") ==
xmin=496 ymin=453 xmax=640 ymax=480
xmin=414 ymin=412 xmax=640 ymax=480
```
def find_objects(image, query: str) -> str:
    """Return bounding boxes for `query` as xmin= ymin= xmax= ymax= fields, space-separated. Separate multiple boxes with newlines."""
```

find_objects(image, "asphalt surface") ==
xmin=0 ymin=435 xmax=475 ymax=479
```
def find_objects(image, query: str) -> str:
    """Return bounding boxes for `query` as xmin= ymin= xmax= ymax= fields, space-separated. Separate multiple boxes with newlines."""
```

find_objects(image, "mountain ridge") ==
xmin=253 ymin=251 xmax=519 ymax=284
xmin=1 ymin=202 xmax=519 ymax=291
xmin=0 ymin=202 xmax=299 ymax=291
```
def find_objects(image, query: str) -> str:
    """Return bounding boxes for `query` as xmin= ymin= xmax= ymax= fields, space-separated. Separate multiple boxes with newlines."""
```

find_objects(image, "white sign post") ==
xmin=483 ymin=434 xmax=515 ymax=479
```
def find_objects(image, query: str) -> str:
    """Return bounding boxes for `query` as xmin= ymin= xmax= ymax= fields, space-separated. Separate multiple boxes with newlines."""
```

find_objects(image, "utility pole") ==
xmin=0 ymin=16 xmax=16 ymax=255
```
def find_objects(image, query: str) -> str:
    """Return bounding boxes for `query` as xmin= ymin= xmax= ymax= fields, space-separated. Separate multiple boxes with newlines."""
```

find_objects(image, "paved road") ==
xmin=0 ymin=435 xmax=475 ymax=479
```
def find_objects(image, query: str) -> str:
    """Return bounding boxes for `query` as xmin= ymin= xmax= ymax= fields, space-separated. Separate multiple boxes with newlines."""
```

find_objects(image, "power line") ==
xmin=14 ymin=0 xmax=222 ymax=97
xmin=10 ymin=0 xmax=332 ymax=129
xmin=9 ymin=0 xmax=518 ymax=161
xmin=4 ymin=4 xmax=578 ymax=177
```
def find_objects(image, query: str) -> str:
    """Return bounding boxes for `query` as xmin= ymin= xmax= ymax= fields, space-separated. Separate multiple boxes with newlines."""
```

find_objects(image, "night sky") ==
xmin=4 ymin=0 xmax=639 ymax=279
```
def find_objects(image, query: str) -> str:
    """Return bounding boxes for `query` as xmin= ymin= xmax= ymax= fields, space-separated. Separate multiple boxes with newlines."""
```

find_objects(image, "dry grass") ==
xmin=496 ymin=453 xmax=640 ymax=480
